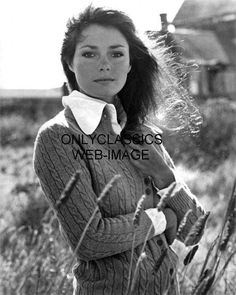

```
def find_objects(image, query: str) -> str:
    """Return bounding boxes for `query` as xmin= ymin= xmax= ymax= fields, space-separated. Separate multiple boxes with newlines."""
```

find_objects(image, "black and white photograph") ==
xmin=0 ymin=0 xmax=236 ymax=294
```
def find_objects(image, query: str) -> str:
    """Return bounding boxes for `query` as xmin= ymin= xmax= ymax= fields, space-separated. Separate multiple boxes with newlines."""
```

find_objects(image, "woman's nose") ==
xmin=98 ymin=57 xmax=111 ymax=71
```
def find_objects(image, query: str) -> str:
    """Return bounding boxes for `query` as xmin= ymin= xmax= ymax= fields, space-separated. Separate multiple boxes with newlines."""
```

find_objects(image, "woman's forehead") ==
xmin=77 ymin=24 xmax=129 ymax=48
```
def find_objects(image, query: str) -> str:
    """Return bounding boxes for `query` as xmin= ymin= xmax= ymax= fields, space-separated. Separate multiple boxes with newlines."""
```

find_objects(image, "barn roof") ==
xmin=173 ymin=0 xmax=236 ymax=26
xmin=174 ymin=28 xmax=229 ymax=65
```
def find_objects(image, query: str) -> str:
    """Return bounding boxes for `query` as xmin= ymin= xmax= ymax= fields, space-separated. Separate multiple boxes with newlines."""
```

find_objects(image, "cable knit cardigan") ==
xmin=33 ymin=105 xmax=205 ymax=295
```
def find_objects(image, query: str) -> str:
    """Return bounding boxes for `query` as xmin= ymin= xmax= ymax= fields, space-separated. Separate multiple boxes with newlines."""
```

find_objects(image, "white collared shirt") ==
xmin=62 ymin=90 xmax=127 ymax=135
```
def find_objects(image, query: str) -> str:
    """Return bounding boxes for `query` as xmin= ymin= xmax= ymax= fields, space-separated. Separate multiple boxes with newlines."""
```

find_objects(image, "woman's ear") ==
xmin=128 ymin=64 xmax=132 ymax=73
xmin=68 ymin=62 xmax=74 ymax=73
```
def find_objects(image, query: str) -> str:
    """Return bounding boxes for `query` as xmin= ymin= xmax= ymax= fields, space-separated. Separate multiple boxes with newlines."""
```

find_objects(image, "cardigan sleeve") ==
xmin=144 ymin=124 xmax=206 ymax=245
xmin=158 ymin=143 xmax=206 ymax=245
xmin=33 ymin=123 xmax=155 ymax=261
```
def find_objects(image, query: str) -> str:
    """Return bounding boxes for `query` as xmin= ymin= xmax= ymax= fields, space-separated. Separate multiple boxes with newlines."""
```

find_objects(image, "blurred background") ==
xmin=0 ymin=0 xmax=236 ymax=294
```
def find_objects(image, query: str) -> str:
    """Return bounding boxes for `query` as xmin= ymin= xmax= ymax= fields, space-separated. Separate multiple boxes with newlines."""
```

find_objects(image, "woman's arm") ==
xmin=157 ymin=144 xmax=206 ymax=245
xmin=33 ymin=123 xmax=159 ymax=261
xmin=125 ymin=124 xmax=206 ymax=245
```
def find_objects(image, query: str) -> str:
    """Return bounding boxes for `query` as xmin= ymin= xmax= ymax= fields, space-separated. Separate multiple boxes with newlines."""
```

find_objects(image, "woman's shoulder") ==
xmin=34 ymin=110 xmax=67 ymax=146
xmin=34 ymin=106 xmax=85 ymax=153
xmin=36 ymin=107 xmax=75 ymax=138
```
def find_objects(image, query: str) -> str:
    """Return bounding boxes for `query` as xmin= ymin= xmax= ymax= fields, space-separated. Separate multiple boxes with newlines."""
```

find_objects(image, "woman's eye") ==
xmin=82 ymin=52 xmax=95 ymax=58
xmin=112 ymin=52 xmax=124 ymax=58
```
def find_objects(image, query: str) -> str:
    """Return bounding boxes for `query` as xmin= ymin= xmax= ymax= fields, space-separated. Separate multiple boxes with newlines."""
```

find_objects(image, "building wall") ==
xmin=185 ymin=64 xmax=236 ymax=99
xmin=174 ymin=17 xmax=236 ymax=99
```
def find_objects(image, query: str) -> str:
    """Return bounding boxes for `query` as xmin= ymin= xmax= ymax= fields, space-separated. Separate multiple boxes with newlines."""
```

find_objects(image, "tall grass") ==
xmin=1 ymin=98 xmax=235 ymax=294
xmin=1 ymin=164 xmax=235 ymax=294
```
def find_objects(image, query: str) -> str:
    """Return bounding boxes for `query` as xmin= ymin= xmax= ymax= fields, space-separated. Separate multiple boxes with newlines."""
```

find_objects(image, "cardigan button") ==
xmin=145 ymin=188 xmax=152 ymax=195
xmin=169 ymin=268 xmax=174 ymax=276
xmin=144 ymin=177 xmax=151 ymax=186
xmin=156 ymin=239 xmax=163 ymax=246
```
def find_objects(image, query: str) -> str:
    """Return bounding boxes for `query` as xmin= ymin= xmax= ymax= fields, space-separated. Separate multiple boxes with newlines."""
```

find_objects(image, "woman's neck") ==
xmin=79 ymin=89 xmax=115 ymax=104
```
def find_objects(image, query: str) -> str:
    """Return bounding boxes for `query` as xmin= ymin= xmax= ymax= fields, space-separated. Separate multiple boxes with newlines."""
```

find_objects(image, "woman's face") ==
xmin=69 ymin=24 xmax=131 ymax=103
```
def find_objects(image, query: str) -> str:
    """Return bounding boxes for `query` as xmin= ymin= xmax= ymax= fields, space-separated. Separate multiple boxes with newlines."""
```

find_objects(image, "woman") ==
xmin=33 ymin=5 xmax=205 ymax=295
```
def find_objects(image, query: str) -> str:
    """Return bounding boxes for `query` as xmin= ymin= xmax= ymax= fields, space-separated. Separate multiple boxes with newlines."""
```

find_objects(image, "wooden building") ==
xmin=172 ymin=0 xmax=236 ymax=99
xmin=147 ymin=0 xmax=236 ymax=100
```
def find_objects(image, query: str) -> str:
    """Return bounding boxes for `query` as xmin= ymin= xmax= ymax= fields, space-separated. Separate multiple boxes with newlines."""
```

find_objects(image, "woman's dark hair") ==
xmin=61 ymin=5 xmax=202 ymax=135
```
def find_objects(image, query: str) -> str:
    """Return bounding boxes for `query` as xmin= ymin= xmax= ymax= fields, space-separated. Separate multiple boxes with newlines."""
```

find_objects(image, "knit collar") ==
xmin=62 ymin=90 xmax=127 ymax=135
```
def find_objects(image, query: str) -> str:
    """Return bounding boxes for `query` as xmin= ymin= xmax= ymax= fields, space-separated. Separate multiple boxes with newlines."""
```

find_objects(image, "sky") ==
xmin=0 ymin=0 xmax=184 ymax=89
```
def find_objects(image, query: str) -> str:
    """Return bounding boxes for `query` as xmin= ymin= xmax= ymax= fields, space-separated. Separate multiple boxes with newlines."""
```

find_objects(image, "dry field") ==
xmin=0 ymin=97 xmax=235 ymax=294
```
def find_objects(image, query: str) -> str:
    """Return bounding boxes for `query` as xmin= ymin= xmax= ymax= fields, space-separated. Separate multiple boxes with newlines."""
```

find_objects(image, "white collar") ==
xmin=62 ymin=90 xmax=127 ymax=135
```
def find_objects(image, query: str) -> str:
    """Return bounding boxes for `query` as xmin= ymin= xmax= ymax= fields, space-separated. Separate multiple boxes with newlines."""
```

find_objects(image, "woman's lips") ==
xmin=94 ymin=78 xmax=114 ymax=82
xmin=94 ymin=79 xmax=115 ymax=85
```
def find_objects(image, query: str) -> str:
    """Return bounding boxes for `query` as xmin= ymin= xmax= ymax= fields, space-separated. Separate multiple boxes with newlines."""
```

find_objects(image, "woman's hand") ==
xmin=163 ymin=208 xmax=178 ymax=245
xmin=124 ymin=127 xmax=175 ymax=189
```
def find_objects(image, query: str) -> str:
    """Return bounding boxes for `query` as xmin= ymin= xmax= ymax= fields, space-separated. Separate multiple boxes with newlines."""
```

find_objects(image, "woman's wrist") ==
xmin=152 ymin=172 xmax=175 ymax=190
